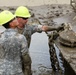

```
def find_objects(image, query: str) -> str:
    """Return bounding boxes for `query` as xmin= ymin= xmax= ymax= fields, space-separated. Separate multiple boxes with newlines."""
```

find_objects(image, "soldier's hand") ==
xmin=42 ymin=25 xmax=49 ymax=31
xmin=56 ymin=25 xmax=64 ymax=32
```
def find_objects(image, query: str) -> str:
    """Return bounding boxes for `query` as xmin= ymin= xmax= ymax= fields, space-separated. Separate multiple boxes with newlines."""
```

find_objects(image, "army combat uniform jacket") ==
xmin=17 ymin=24 xmax=42 ymax=48
xmin=0 ymin=29 xmax=28 ymax=75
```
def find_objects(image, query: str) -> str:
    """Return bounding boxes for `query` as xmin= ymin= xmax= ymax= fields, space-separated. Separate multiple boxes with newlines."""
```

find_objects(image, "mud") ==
xmin=0 ymin=4 xmax=74 ymax=26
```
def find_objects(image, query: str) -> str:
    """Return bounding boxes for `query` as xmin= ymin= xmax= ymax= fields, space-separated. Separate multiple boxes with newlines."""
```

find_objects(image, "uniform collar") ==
xmin=0 ymin=26 xmax=6 ymax=34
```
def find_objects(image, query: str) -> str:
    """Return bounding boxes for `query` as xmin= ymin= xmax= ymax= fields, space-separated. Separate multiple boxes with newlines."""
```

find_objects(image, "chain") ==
xmin=48 ymin=31 xmax=60 ymax=71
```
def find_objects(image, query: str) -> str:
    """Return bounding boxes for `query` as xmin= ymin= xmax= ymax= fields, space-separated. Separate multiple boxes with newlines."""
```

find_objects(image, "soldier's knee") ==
xmin=22 ymin=54 xmax=32 ymax=63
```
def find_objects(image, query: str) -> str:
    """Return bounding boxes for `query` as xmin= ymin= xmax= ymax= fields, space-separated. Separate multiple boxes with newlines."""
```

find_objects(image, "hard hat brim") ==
xmin=1 ymin=15 xmax=16 ymax=25
xmin=17 ymin=14 xmax=31 ymax=18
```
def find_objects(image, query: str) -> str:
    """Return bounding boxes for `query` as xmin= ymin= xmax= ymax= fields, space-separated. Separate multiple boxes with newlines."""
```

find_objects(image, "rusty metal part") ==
xmin=59 ymin=30 xmax=76 ymax=47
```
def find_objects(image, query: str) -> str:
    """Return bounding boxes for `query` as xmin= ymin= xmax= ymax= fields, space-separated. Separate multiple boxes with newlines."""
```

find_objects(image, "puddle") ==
xmin=53 ymin=12 xmax=76 ymax=24
xmin=29 ymin=32 xmax=52 ymax=75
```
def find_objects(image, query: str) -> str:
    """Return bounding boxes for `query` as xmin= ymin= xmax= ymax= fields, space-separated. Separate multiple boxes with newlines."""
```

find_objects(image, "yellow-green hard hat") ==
xmin=0 ymin=10 xmax=15 ymax=25
xmin=15 ymin=6 xmax=31 ymax=18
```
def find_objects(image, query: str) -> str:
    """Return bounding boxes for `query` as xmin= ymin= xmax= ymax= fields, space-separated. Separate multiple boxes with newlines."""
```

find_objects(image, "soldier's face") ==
xmin=17 ymin=18 xmax=28 ymax=29
xmin=9 ymin=18 xmax=19 ymax=29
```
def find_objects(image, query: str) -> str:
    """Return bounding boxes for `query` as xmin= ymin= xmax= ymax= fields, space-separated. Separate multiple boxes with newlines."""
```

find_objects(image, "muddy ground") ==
xmin=0 ymin=4 xmax=74 ymax=26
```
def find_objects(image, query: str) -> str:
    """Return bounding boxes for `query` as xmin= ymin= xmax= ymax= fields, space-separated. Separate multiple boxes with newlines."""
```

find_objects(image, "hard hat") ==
xmin=15 ymin=6 xmax=31 ymax=18
xmin=0 ymin=10 xmax=15 ymax=25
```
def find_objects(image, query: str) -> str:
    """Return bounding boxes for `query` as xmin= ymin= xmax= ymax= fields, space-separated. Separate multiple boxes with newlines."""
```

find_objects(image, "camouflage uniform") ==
xmin=0 ymin=29 xmax=28 ymax=75
xmin=17 ymin=24 xmax=42 ymax=75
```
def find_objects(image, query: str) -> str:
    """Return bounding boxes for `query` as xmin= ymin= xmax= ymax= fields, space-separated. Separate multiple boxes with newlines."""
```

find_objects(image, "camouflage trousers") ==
xmin=22 ymin=53 xmax=32 ymax=75
xmin=0 ymin=71 xmax=24 ymax=75
xmin=12 ymin=72 xmax=24 ymax=75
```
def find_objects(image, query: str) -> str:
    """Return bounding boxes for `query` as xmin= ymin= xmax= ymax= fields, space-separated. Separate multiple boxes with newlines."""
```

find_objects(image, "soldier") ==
xmin=15 ymin=6 xmax=64 ymax=47
xmin=0 ymin=10 xmax=29 ymax=75
xmin=15 ymin=6 xmax=64 ymax=75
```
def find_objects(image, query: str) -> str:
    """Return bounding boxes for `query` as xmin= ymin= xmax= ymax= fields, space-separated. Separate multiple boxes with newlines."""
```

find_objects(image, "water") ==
xmin=29 ymin=32 xmax=52 ymax=75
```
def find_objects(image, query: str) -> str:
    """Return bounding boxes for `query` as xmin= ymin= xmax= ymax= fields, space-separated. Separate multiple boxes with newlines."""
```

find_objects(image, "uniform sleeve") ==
xmin=19 ymin=35 xmax=29 ymax=55
xmin=30 ymin=24 xmax=43 ymax=34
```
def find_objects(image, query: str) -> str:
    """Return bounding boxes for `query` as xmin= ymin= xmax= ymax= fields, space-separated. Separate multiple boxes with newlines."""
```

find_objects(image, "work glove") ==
xmin=56 ymin=25 xmax=64 ymax=32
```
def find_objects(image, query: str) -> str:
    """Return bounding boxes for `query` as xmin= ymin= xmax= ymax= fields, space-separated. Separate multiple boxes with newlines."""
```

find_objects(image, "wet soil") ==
xmin=0 ymin=4 xmax=74 ymax=26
